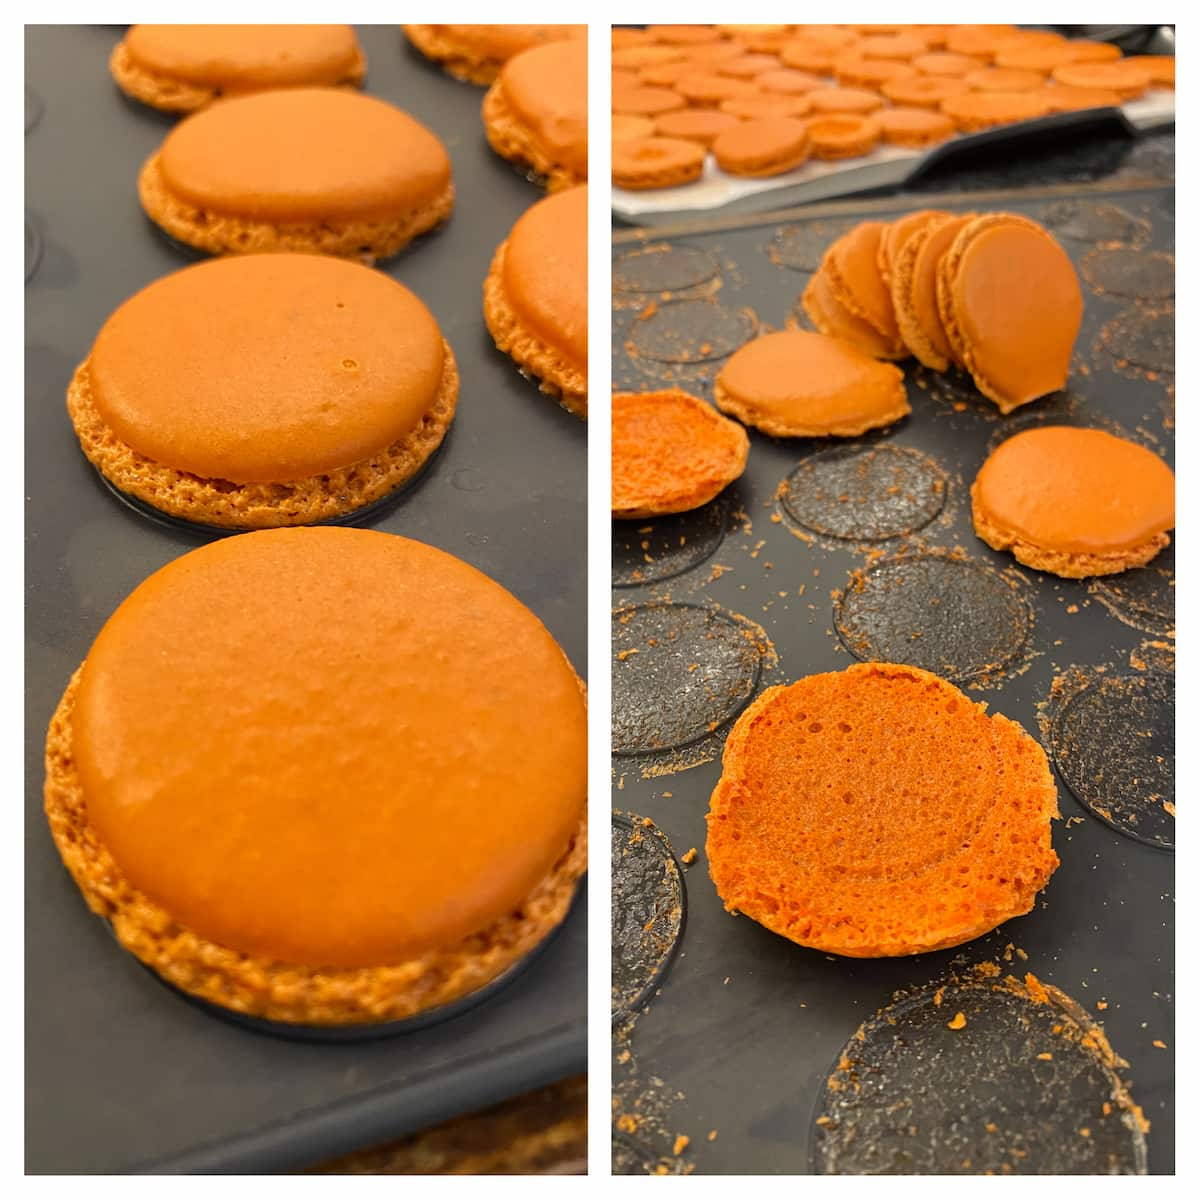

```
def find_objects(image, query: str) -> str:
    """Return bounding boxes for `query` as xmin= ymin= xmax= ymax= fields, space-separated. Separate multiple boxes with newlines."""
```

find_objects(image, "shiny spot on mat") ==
xmin=627 ymin=298 xmax=756 ymax=365
xmin=1048 ymin=670 xmax=1174 ymax=850
xmin=1090 ymin=564 xmax=1175 ymax=638
xmin=614 ymin=244 xmax=720 ymax=294
xmin=835 ymin=554 xmax=1033 ymax=686
xmin=611 ymin=813 xmax=686 ymax=1022
xmin=767 ymin=219 xmax=859 ymax=272
xmin=1099 ymin=307 xmax=1174 ymax=376
xmin=613 ymin=493 xmax=733 ymax=588
xmin=779 ymin=444 xmax=947 ymax=542
xmin=613 ymin=602 xmax=765 ymax=755
xmin=1041 ymin=200 xmax=1150 ymax=248
xmin=1081 ymin=248 xmax=1174 ymax=302
xmin=814 ymin=971 xmax=1148 ymax=1175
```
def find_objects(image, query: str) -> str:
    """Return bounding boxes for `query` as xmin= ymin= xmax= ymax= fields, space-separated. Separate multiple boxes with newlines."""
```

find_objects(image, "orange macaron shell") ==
xmin=123 ymin=24 xmax=363 ymax=90
xmin=714 ymin=330 xmax=909 ymax=437
xmin=938 ymin=214 xmax=1083 ymax=412
xmin=156 ymin=89 xmax=451 ymax=223
xmin=501 ymin=185 xmax=587 ymax=378
xmin=612 ymin=390 xmax=749 ymax=518
xmin=973 ymin=426 xmax=1175 ymax=566
xmin=706 ymin=662 xmax=1060 ymax=958
xmin=71 ymin=527 xmax=588 ymax=969
xmin=495 ymin=38 xmax=589 ymax=179
xmin=88 ymin=254 xmax=446 ymax=483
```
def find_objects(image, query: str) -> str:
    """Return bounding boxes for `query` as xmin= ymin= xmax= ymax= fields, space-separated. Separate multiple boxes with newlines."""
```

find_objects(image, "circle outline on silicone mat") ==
xmin=833 ymin=552 xmax=1034 ymax=686
xmin=612 ymin=492 xmax=733 ymax=588
xmin=1048 ymin=671 xmax=1174 ymax=851
xmin=612 ymin=600 xmax=767 ymax=757
xmin=778 ymin=442 xmax=949 ymax=543
xmin=611 ymin=812 xmax=687 ymax=1024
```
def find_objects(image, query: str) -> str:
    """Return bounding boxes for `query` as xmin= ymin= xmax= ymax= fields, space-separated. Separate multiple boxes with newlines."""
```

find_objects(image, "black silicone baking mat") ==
xmin=25 ymin=25 xmax=586 ymax=1174
xmin=610 ymin=180 xmax=1174 ymax=1175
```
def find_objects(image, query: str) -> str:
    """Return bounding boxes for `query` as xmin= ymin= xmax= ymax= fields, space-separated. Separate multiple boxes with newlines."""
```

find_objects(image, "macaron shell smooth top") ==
xmin=502 ymin=185 xmax=587 ymax=374
xmin=88 ymin=255 xmax=445 ymax=483
xmin=157 ymin=89 xmax=451 ymax=223
xmin=944 ymin=217 xmax=1083 ymax=409
xmin=804 ymin=266 xmax=903 ymax=360
xmin=124 ymin=24 xmax=362 ymax=88
xmin=974 ymin=427 xmax=1175 ymax=555
xmin=716 ymin=330 xmax=909 ymax=435
xmin=71 ymin=527 xmax=587 ymax=969
xmin=879 ymin=208 xmax=949 ymax=285
xmin=500 ymin=39 xmax=588 ymax=178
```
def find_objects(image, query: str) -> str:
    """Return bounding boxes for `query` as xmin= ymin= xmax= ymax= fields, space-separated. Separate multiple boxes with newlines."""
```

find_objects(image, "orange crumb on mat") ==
xmin=681 ymin=848 xmax=698 ymax=865
xmin=673 ymin=1134 xmax=690 ymax=1155
xmin=947 ymin=1012 xmax=967 ymax=1030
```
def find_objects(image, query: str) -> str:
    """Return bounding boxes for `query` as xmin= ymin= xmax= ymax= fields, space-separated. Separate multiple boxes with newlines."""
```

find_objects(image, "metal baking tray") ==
xmin=25 ymin=24 xmax=586 ymax=1174
xmin=610 ymin=180 xmax=1174 ymax=1174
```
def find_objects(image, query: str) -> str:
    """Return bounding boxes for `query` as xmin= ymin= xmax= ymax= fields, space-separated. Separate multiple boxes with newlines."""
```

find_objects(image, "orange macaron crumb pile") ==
xmin=706 ymin=662 xmax=1060 ymax=958
xmin=611 ymin=24 xmax=1170 ymax=190
xmin=803 ymin=209 xmax=1082 ymax=413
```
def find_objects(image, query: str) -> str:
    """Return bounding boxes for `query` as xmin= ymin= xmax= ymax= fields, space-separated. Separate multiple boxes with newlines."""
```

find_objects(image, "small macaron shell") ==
xmin=715 ymin=330 xmax=909 ymax=437
xmin=1123 ymin=55 xmax=1174 ymax=87
xmin=974 ymin=427 xmax=1175 ymax=556
xmin=502 ymin=185 xmax=587 ymax=378
xmin=712 ymin=117 xmax=810 ymax=177
xmin=637 ymin=59 xmax=711 ymax=87
xmin=498 ymin=39 xmax=588 ymax=178
xmin=124 ymin=24 xmax=362 ymax=89
xmin=1040 ymin=86 xmax=1123 ymax=113
xmin=940 ymin=90 xmax=1052 ymax=131
xmin=809 ymin=87 xmax=884 ymax=115
xmin=675 ymin=72 xmax=764 ymax=105
xmin=156 ymin=89 xmax=451 ymax=223
xmin=646 ymin=25 xmax=726 ymax=46
xmin=940 ymin=215 xmax=1083 ymax=411
xmin=882 ymin=75 xmax=970 ymax=108
xmin=1050 ymin=61 xmax=1151 ymax=100
xmin=877 ymin=106 xmax=956 ymax=147
xmin=653 ymin=108 xmax=741 ymax=148
xmin=720 ymin=94 xmax=813 ymax=120
xmin=964 ymin=66 xmax=1046 ymax=93
xmin=834 ymin=56 xmax=918 ymax=87
xmin=757 ymin=68 xmax=824 ymax=95
xmin=612 ymin=137 xmax=706 ymax=190
xmin=612 ymin=86 xmax=687 ymax=117
xmin=911 ymin=51 xmax=984 ymax=77
xmin=717 ymin=53 xmax=783 ymax=79
xmin=611 ymin=44 xmax=687 ymax=70
xmin=856 ymin=33 xmax=929 ymax=60
xmin=805 ymin=113 xmax=882 ymax=160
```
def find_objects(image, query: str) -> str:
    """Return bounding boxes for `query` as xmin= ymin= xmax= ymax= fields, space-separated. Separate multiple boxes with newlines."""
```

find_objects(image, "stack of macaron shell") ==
xmin=611 ymin=23 xmax=1172 ymax=190
xmin=804 ymin=211 xmax=1083 ymax=414
xmin=612 ymin=390 xmax=749 ymax=518
xmin=484 ymin=186 xmax=588 ymax=418
xmin=483 ymin=35 xmax=588 ymax=192
xmin=138 ymin=87 xmax=455 ymax=261
xmin=45 ymin=527 xmax=588 ymax=1027
xmin=109 ymin=24 xmax=367 ymax=113
xmin=403 ymin=24 xmax=583 ymax=85
xmin=68 ymin=255 xmax=459 ymax=529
